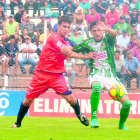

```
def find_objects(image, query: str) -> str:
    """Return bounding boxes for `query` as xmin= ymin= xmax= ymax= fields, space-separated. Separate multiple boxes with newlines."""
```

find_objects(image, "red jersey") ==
xmin=36 ymin=33 xmax=69 ymax=73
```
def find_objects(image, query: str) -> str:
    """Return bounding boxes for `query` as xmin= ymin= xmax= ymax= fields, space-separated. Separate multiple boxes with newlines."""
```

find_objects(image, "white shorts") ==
xmin=0 ymin=55 xmax=6 ymax=63
xmin=88 ymin=74 xmax=127 ymax=94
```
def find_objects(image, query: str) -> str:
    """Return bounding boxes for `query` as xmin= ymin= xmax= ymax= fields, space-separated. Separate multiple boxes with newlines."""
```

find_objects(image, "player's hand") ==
xmin=96 ymin=21 xmax=108 ymax=32
xmin=86 ymin=52 xmax=98 ymax=60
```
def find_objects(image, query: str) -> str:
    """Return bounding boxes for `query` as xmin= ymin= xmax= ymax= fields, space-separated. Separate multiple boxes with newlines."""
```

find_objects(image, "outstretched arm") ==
xmin=61 ymin=46 xmax=97 ymax=60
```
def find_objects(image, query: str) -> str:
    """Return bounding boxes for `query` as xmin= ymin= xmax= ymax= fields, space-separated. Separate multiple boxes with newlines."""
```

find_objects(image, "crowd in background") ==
xmin=0 ymin=0 xmax=140 ymax=88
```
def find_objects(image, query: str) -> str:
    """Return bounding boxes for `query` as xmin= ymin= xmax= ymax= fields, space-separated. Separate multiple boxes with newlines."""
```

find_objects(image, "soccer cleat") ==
xmin=78 ymin=114 xmax=89 ymax=126
xmin=119 ymin=126 xmax=130 ymax=130
xmin=91 ymin=119 xmax=99 ymax=128
xmin=11 ymin=123 xmax=21 ymax=128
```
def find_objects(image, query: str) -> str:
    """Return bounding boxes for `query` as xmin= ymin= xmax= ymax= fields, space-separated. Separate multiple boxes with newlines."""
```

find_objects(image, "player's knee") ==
xmin=23 ymin=98 xmax=34 ymax=106
xmin=122 ymin=100 xmax=131 ymax=109
xmin=92 ymin=83 xmax=102 ymax=94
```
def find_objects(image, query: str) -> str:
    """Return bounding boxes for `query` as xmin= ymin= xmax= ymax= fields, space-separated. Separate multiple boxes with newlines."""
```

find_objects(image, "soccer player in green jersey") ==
xmin=73 ymin=21 xmax=131 ymax=130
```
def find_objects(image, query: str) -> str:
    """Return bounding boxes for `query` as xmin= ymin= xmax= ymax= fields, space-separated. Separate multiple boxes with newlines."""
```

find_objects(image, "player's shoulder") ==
xmin=48 ymin=32 xmax=62 ymax=41
xmin=81 ymin=37 xmax=93 ymax=44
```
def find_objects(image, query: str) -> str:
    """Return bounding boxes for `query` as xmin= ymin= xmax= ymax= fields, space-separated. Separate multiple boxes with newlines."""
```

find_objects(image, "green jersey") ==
xmin=114 ymin=23 xmax=131 ymax=34
xmin=73 ymin=33 xmax=116 ymax=78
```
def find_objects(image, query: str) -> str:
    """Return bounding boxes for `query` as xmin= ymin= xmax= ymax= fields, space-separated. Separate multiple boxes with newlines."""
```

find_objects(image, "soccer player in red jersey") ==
xmin=11 ymin=16 xmax=97 ymax=128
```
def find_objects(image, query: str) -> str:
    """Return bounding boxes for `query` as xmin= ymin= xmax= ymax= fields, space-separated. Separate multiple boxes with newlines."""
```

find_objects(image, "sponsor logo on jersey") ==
xmin=96 ymin=51 xmax=108 ymax=60
xmin=57 ymin=41 xmax=62 ymax=47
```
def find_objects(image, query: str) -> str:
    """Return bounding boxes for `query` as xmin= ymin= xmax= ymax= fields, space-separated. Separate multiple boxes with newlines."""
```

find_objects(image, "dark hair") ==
xmin=115 ymin=50 xmax=120 ymax=54
xmin=67 ymin=1 xmax=72 ymax=5
xmin=58 ymin=16 xmax=72 ymax=25
xmin=10 ymin=35 xmax=15 ymax=39
xmin=132 ymin=33 xmax=137 ymax=36
xmin=90 ymin=21 xmax=98 ymax=30
xmin=25 ymin=37 xmax=30 ymax=40
xmin=90 ymin=6 xmax=95 ymax=10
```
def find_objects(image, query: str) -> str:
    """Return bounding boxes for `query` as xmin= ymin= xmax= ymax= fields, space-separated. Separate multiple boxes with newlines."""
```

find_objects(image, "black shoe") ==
xmin=78 ymin=114 xmax=89 ymax=126
xmin=11 ymin=123 xmax=21 ymax=128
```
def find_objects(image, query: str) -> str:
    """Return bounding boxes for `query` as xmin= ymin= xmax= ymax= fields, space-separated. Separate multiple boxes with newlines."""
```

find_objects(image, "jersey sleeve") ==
xmin=48 ymin=34 xmax=68 ymax=53
xmin=73 ymin=41 xmax=90 ymax=53
xmin=105 ymin=33 xmax=116 ymax=51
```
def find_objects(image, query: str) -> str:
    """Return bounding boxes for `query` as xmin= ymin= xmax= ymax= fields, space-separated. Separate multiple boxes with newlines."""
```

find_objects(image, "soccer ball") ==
xmin=109 ymin=85 xmax=125 ymax=101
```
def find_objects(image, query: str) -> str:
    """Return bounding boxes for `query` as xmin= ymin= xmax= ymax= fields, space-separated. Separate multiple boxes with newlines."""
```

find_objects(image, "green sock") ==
xmin=119 ymin=100 xmax=131 ymax=129
xmin=90 ymin=83 xmax=101 ymax=120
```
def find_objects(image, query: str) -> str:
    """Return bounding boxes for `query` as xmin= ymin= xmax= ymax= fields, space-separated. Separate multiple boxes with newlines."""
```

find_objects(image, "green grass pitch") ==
xmin=0 ymin=117 xmax=140 ymax=140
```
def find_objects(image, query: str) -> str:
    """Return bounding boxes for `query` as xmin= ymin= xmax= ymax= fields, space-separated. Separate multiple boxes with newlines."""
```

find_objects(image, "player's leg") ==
xmin=90 ymin=82 xmax=102 ymax=128
xmin=11 ymin=98 xmax=34 ymax=128
xmin=61 ymin=93 xmax=89 ymax=126
xmin=107 ymin=77 xmax=131 ymax=130
xmin=11 ymin=71 xmax=49 ymax=128
xmin=53 ymin=73 xmax=89 ymax=126
xmin=119 ymin=95 xmax=131 ymax=130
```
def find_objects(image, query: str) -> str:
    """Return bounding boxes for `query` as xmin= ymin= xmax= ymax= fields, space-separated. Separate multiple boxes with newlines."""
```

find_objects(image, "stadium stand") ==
xmin=0 ymin=0 xmax=140 ymax=91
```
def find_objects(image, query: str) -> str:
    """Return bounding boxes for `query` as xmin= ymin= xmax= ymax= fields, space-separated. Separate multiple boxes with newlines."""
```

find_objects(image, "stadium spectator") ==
xmin=85 ymin=7 xmax=101 ymax=38
xmin=117 ymin=0 xmax=124 ymax=4
xmin=94 ymin=0 xmax=110 ymax=18
xmin=58 ymin=0 xmax=68 ymax=16
xmin=114 ymin=50 xmax=126 ymax=85
xmin=128 ymin=33 xmax=138 ymax=50
xmin=116 ymin=29 xmax=130 ymax=57
xmin=53 ymin=23 xmax=58 ymax=32
xmin=14 ymin=5 xmax=26 ymax=23
xmin=1 ymin=14 xmax=19 ymax=46
xmin=136 ymin=18 xmax=140 ymax=38
xmin=0 ymin=45 xmax=6 ymax=75
xmin=131 ymin=39 xmax=140 ymax=62
xmin=101 ymin=18 xmax=112 ymax=29
xmin=125 ymin=51 xmax=140 ymax=88
xmin=63 ymin=1 xmax=75 ymax=21
xmin=129 ymin=9 xmax=139 ymax=28
xmin=121 ymin=2 xmax=130 ymax=23
xmin=130 ymin=24 xmax=137 ymax=35
xmin=72 ymin=7 xmax=85 ymax=36
xmin=49 ymin=0 xmax=60 ymax=7
xmin=134 ymin=1 xmax=140 ymax=11
xmin=69 ymin=28 xmax=84 ymax=73
xmin=86 ymin=7 xmax=101 ymax=27
xmin=42 ymin=2 xmax=52 ymax=23
xmin=20 ymin=14 xmax=36 ymax=43
xmin=64 ymin=57 xmax=76 ymax=88
xmin=24 ymin=0 xmax=34 ymax=14
xmin=0 ymin=0 xmax=7 ymax=13
xmin=37 ymin=23 xmax=53 ymax=56
xmin=84 ymin=53 xmax=90 ymax=76
xmin=5 ymin=35 xmax=19 ymax=75
xmin=33 ymin=0 xmax=41 ymax=17
xmin=18 ymin=38 xmax=38 ymax=74
xmin=79 ymin=0 xmax=91 ymax=15
xmin=9 ymin=0 xmax=23 ymax=15
xmin=106 ymin=5 xmax=120 ymax=28
xmin=36 ymin=15 xmax=46 ymax=37
xmin=58 ymin=0 xmax=77 ymax=16
xmin=0 ymin=4 xmax=7 ymax=30
xmin=112 ymin=0 xmax=120 ymax=8
xmin=19 ymin=28 xmax=31 ymax=44
xmin=129 ymin=0 xmax=138 ymax=12
xmin=114 ymin=16 xmax=131 ymax=35
xmin=70 ymin=28 xmax=83 ymax=45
